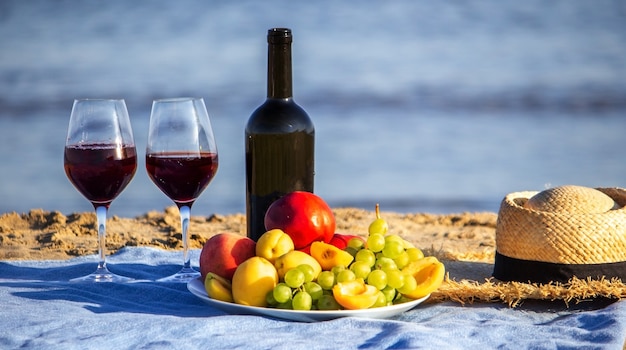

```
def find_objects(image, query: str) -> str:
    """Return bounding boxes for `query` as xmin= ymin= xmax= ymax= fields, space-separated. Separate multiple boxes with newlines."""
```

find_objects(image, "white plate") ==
xmin=187 ymin=278 xmax=429 ymax=322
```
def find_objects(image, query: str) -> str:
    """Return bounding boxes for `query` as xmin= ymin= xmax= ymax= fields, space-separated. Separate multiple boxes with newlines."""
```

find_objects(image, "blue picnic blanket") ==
xmin=1 ymin=247 xmax=625 ymax=349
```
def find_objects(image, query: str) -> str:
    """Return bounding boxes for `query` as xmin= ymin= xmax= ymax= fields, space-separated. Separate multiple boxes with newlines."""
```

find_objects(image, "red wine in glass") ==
xmin=146 ymin=97 xmax=219 ymax=282
xmin=64 ymin=144 xmax=137 ymax=206
xmin=64 ymin=98 xmax=137 ymax=283
xmin=146 ymin=152 xmax=218 ymax=206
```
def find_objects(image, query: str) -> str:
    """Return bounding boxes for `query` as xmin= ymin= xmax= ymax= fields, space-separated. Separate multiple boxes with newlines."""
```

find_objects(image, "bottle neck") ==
xmin=267 ymin=28 xmax=293 ymax=99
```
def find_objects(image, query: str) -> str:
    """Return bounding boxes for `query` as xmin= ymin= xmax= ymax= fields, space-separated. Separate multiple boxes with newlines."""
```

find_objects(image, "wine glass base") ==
xmin=156 ymin=267 xmax=201 ymax=283
xmin=70 ymin=266 xmax=134 ymax=283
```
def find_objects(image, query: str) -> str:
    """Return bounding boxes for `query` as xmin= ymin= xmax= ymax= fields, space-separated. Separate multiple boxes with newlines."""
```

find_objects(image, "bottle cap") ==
xmin=268 ymin=28 xmax=292 ymax=44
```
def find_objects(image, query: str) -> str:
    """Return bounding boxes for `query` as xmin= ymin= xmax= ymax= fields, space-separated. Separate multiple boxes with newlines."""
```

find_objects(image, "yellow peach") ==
xmin=310 ymin=241 xmax=354 ymax=271
xmin=332 ymin=279 xmax=379 ymax=310
xmin=204 ymin=272 xmax=233 ymax=303
xmin=400 ymin=256 xmax=445 ymax=299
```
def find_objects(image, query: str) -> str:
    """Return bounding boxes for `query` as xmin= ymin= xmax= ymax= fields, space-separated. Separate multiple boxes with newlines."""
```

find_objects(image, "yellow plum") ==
xmin=256 ymin=229 xmax=295 ymax=264
xmin=231 ymin=256 xmax=278 ymax=307
xmin=274 ymin=250 xmax=322 ymax=279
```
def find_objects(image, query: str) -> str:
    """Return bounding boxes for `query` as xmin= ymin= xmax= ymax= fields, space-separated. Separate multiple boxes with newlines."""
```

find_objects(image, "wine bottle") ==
xmin=245 ymin=28 xmax=315 ymax=241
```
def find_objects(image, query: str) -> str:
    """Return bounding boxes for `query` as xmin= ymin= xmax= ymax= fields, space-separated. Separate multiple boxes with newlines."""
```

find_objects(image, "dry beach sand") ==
xmin=1 ymin=206 xmax=624 ymax=307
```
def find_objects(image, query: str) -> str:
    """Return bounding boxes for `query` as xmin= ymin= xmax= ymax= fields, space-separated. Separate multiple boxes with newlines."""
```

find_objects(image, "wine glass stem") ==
xmin=179 ymin=205 xmax=191 ymax=269
xmin=95 ymin=205 xmax=108 ymax=270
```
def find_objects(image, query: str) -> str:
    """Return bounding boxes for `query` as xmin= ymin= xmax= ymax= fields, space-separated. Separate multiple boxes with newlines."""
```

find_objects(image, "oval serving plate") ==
xmin=187 ymin=278 xmax=429 ymax=322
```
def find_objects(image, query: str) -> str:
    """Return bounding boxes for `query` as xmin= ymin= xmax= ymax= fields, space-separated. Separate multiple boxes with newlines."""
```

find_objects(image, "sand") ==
xmin=0 ymin=206 xmax=497 ymax=262
xmin=2 ymin=206 xmax=624 ymax=306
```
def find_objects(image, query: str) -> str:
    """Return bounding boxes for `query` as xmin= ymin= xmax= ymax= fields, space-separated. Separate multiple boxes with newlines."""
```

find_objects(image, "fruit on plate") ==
xmin=199 ymin=203 xmax=445 ymax=312
xmin=199 ymin=233 xmax=257 ymax=281
xmin=310 ymin=241 xmax=354 ymax=271
xmin=400 ymin=256 xmax=446 ymax=299
xmin=274 ymin=250 xmax=322 ymax=280
xmin=332 ymin=279 xmax=379 ymax=310
xmin=264 ymin=191 xmax=336 ymax=250
xmin=204 ymin=272 xmax=233 ymax=303
xmin=260 ymin=204 xmax=446 ymax=311
xmin=329 ymin=233 xmax=365 ymax=250
xmin=231 ymin=256 xmax=279 ymax=307
xmin=255 ymin=229 xmax=295 ymax=264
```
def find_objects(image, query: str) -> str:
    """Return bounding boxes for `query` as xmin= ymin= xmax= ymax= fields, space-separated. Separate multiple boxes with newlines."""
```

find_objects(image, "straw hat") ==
xmin=492 ymin=185 xmax=626 ymax=284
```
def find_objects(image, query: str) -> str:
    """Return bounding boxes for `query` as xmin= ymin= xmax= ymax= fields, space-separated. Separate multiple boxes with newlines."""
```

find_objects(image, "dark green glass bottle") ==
xmin=245 ymin=28 xmax=315 ymax=241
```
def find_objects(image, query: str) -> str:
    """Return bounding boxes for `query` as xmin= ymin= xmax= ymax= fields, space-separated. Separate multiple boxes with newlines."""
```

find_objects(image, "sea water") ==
xmin=0 ymin=0 xmax=625 ymax=217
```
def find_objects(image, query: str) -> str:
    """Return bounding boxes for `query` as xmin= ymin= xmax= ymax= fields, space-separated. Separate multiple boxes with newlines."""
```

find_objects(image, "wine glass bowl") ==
xmin=64 ymin=99 xmax=137 ymax=282
xmin=146 ymin=97 xmax=218 ymax=282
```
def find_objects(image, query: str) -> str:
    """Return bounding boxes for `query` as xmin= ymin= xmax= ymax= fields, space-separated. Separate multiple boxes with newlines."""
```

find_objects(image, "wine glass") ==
xmin=64 ymin=99 xmax=138 ymax=282
xmin=146 ymin=97 xmax=219 ymax=282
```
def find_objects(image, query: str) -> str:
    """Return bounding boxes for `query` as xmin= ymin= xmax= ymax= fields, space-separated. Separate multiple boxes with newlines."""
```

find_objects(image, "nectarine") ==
xmin=199 ymin=233 xmax=257 ymax=281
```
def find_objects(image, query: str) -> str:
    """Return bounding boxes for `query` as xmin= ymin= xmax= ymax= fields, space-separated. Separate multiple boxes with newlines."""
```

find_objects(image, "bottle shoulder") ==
xmin=246 ymin=98 xmax=314 ymax=134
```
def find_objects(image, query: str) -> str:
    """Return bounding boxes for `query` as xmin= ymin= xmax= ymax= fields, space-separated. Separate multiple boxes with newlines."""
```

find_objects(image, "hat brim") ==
xmin=493 ymin=251 xmax=626 ymax=284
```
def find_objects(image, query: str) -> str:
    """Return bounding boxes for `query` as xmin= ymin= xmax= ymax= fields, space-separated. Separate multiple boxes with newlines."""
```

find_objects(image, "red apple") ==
xmin=264 ymin=191 xmax=336 ymax=250
xmin=329 ymin=233 xmax=365 ymax=250
xmin=199 ymin=233 xmax=257 ymax=281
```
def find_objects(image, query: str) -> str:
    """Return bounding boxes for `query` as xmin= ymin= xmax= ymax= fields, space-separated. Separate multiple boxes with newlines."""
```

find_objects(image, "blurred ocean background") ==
xmin=1 ymin=0 xmax=625 ymax=218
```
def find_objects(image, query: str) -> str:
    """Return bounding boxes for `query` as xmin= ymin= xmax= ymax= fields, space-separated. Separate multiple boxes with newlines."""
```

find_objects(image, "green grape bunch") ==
xmin=265 ymin=204 xmax=443 ymax=311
